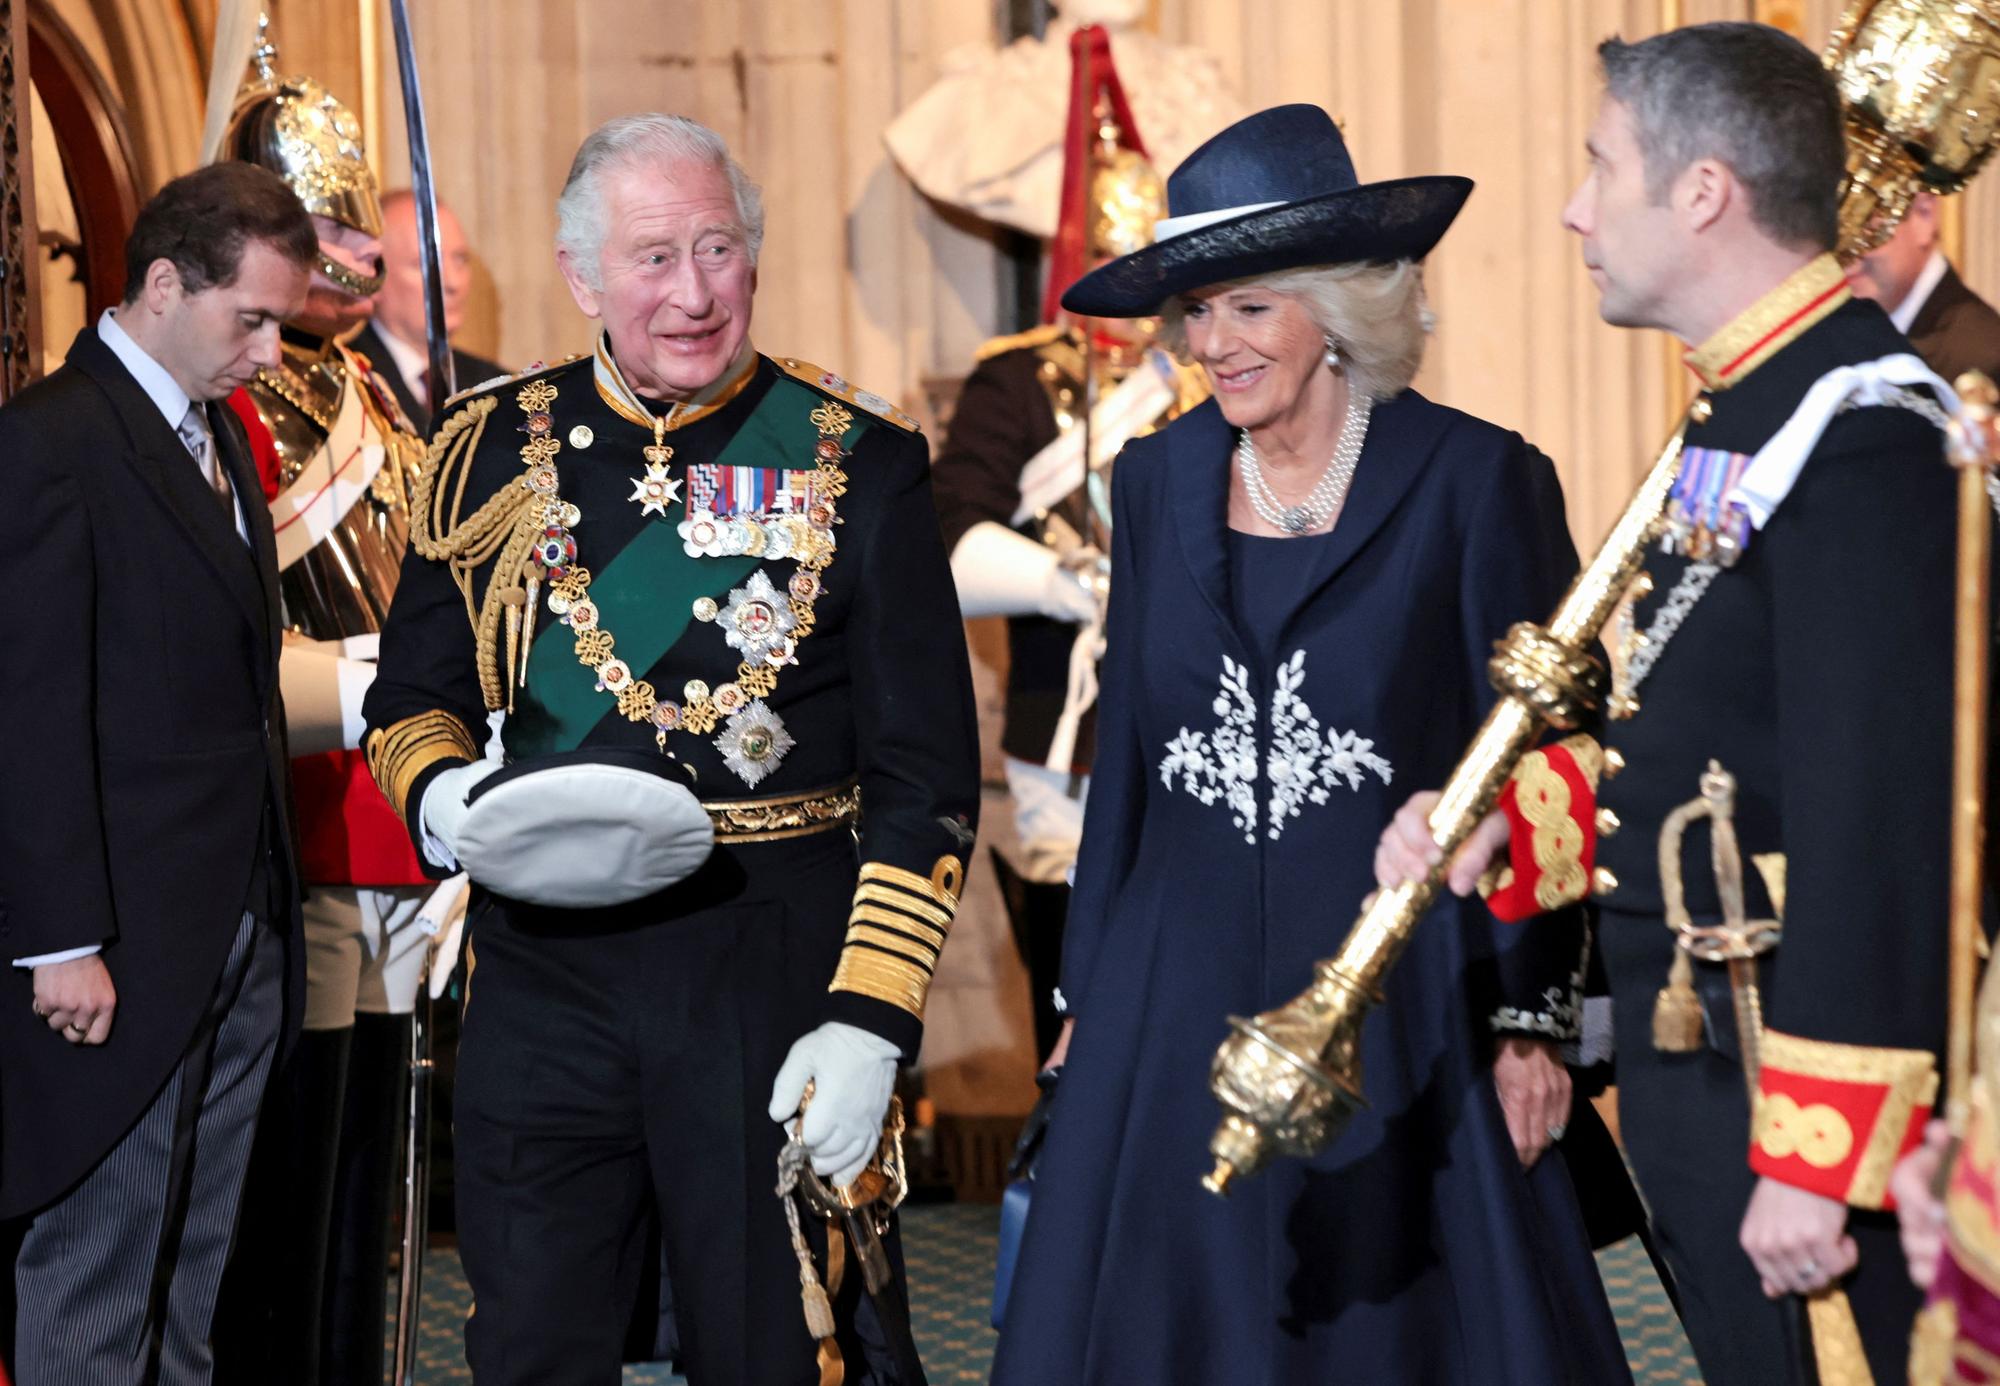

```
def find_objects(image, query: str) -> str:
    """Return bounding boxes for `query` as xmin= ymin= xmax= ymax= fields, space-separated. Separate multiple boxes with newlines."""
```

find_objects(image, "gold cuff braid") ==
xmin=829 ymin=856 xmax=965 ymax=1020
xmin=366 ymin=711 xmax=481 ymax=825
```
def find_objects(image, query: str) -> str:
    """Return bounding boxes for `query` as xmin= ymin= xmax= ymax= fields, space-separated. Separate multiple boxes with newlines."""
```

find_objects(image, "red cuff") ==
xmin=1483 ymin=734 xmax=1602 ymax=923
xmin=1749 ymin=1028 xmax=1938 ymax=1209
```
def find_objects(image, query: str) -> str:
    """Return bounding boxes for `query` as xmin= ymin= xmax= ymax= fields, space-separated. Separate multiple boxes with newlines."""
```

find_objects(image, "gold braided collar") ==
xmin=592 ymin=335 xmax=759 ymax=432
xmin=1685 ymin=253 xmax=1850 ymax=392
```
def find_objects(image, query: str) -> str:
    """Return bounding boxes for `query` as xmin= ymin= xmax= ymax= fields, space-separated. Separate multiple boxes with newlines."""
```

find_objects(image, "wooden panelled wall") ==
xmin=314 ymin=0 xmax=1909 ymax=553
xmin=36 ymin=0 xmax=1995 ymax=544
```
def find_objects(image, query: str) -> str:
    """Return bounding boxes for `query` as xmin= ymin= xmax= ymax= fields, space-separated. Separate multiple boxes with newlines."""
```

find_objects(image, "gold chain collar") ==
xmin=511 ymin=376 xmax=854 ymax=777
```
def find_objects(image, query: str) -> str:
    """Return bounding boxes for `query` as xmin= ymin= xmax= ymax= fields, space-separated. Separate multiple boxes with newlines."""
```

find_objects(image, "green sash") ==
xmin=505 ymin=377 xmax=860 ymax=758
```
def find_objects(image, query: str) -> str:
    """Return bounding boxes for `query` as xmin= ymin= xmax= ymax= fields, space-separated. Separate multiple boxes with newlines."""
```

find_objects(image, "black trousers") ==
xmin=454 ymin=835 xmax=906 ymax=1386
xmin=1601 ymin=910 xmax=1921 ymax=1386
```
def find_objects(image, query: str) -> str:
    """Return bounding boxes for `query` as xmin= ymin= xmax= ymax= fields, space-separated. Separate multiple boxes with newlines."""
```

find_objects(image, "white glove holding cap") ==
xmin=418 ymin=759 xmax=502 ymax=872
xmin=767 ymin=1021 xmax=902 ymax=1187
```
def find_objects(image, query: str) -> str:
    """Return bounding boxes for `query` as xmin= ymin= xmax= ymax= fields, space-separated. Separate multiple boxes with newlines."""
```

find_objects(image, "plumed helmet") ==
xmin=219 ymin=21 xmax=381 ymax=240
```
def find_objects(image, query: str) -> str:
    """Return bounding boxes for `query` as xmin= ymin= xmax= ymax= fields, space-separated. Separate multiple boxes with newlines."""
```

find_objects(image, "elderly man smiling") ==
xmin=362 ymin=114 xmax=979 ymax=1385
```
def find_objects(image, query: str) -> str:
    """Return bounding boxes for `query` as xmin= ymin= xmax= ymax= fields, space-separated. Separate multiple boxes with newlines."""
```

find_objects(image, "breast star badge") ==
xmin=630 ymin=461 xmax=683 ymax=518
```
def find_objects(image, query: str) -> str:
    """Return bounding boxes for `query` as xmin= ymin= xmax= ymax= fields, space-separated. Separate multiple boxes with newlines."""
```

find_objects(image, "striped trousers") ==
xmin=12 ymin=911 xmax=283 ymax=1386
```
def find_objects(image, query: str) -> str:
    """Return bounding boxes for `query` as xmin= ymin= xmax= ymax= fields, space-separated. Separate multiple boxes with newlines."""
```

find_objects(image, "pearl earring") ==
xmin=1324 ymin=334 xmax=1341 ymax=369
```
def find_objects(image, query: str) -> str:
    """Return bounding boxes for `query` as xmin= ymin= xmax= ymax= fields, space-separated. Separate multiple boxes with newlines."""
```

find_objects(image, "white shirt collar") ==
xmin=98 ymin=307 xmax=194 ymax=431
xmin=1891 ymin=250 xmax=1951 ymax=334
xmin=371 ymin=322 xmax=431 ymax=403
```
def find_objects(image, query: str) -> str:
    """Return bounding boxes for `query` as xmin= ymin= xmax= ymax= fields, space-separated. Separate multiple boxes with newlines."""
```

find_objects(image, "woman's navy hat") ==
xmin=1060 ymin=104 xmax=1473 ymax=318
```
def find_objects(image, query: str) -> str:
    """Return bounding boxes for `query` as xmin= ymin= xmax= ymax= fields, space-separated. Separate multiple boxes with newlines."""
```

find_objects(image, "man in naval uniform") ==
xmin=206 ymin=46 xmax=440 ymax=1386
xmin=363 ymin=112 xmax=979 ymax=1385
xmin=1378 ymin=23 xmax=1954 ymax=1386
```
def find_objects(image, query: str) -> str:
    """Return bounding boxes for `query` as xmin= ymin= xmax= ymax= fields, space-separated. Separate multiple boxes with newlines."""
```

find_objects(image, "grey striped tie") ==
xmin=176 ymin=404 xmax=237 ymax=521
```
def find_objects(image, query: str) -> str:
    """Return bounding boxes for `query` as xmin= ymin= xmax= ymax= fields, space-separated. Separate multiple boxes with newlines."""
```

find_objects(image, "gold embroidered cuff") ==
xmin=366 ymin=710 xmax=481 ymax=825
xmin=828 ymin=855 xmax=964 ymax=1020
xmin=1750 ymin=1028 xmax=1939 ymax=1209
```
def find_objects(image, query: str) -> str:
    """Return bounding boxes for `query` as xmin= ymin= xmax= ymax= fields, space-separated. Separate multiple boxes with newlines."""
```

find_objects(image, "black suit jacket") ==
xmin=0 ymin=324 xmax=302 ymax=1218
xmin=347 ymin=321 xmax=504 ymax=435
xmin=1906 ymin=261 xmax=2000 ymax=386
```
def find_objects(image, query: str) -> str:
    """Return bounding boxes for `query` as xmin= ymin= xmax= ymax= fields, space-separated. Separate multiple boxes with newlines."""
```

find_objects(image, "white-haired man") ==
xmin=363 ymin=113 xmax=979 ymax=1384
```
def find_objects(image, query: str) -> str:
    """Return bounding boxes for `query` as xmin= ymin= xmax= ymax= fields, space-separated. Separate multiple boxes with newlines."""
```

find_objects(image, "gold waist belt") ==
xmin=705 ymin=779 xmax=861 ymax=843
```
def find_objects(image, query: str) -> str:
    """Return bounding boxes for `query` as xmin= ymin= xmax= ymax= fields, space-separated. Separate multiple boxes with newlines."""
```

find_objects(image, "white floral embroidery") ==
xmin=1160 ymin=656 xmax=1261 ymax=842
xmin=1265 ymin=651 xmax=1394 ymax=839
xmin=1162 ymin=651 xmax=1393 ymax=843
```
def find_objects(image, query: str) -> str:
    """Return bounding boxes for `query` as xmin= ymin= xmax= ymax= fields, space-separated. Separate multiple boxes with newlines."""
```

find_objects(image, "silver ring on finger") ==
xmin=65 ymin=1022 xmax=85 ymax=1038
xmin=1545 ymin=1122 xmax=1567 ymax=1142
xmin=1799 ymin=1259 xmax=1821 ymax=1282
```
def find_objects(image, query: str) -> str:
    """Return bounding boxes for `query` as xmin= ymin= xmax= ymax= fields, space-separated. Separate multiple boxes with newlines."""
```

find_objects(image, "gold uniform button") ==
xmin=1602 ymin=747 xmax=1626 ymax=779
xmin=1592 ymin=866 xmax=1619 ymax=897
xmin=1595 ymin=807 xmax=1621 ymax=838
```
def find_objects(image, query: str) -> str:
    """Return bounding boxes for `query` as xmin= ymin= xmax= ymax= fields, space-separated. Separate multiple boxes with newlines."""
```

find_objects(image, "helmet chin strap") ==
xmin=316 ymin=251 xmax=385 ymax=298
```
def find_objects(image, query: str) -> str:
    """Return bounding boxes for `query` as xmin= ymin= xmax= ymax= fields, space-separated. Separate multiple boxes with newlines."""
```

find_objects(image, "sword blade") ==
xmin=386 ymin=0 xmax=455 ymax=406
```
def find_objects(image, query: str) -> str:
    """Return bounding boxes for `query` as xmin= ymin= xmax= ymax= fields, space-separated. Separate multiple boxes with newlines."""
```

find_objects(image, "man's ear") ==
xmin=555 ymin=246 xmax=603 ymax=320
xmin=1678 ymin=157 xmax=1731 ymax=236
xmin=141 ymin=257 xmax=184 ymax=315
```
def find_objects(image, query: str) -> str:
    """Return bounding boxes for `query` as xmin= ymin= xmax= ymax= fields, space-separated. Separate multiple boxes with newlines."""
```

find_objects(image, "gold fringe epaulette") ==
xmin=409 ymin=357 xmax=590 ymax=713
xmin=439 ymin=352 xmax=587 ymax=411
xmin=973 ymin=323 xmax=1071 ymax=363
xmin=773 ymin=357 xmax=921 ymax=432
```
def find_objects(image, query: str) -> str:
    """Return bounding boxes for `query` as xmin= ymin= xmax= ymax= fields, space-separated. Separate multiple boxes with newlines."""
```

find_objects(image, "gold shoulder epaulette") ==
xmin=772 ymin=357 xmax=921 ymax=432
xmin=440 ymin=352 xmax=588 ymax=411
xmin=973 ymin=323 xmax=1071 ymax=363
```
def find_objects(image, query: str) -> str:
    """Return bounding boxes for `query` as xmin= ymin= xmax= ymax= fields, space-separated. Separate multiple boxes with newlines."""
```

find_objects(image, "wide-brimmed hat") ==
xmin=1060 ymin=104 xmax=1472 ymax=318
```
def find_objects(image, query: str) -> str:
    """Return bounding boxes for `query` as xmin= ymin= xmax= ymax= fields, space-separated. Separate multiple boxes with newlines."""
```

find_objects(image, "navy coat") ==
xmin=991 ymin=391 xmax=1631 ymax=1384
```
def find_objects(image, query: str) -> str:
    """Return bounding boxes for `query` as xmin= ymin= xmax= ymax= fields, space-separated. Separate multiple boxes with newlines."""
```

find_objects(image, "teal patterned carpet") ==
xmin=406 ymin=1204 xmax=1702 ymax=1382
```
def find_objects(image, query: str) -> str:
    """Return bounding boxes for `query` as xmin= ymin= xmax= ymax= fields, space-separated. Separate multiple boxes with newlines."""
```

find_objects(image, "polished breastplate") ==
xmin=244 ymin=339 xmax=422 ymax=640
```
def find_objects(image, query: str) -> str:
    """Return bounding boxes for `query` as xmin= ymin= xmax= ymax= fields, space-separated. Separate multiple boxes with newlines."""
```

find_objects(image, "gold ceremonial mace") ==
xmin=1945 ymin=374 xmax=1998 ymax=1140
xmin=1201 ymin=0 xmax=2000 ymax=1196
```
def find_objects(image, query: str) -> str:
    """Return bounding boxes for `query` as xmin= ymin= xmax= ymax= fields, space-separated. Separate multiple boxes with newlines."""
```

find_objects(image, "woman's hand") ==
xmin=1375 ymin=791 xmax=1510 ymax=897
xmin=1492 ymin=1036 xmax=1570 ymax=1167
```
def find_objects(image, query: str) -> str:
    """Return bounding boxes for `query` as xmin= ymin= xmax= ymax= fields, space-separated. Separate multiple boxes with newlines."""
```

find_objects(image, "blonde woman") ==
xmin=991 ymin=106 xmax=1631 ymax=1385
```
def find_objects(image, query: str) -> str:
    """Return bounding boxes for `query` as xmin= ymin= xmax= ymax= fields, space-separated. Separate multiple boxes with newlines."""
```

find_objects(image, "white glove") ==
xmin=767 ymin=1021 xmax=901 ymax=1187
xmin=416 ymin=760 xmax=502 ymax=871
xmin=949 ymin=521 xmax=1099 ymax=623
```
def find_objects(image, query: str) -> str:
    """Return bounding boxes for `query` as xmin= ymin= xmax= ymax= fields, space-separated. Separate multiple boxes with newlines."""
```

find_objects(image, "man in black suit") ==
xmin=1847 ymin=189 xmax=2000 ymax=384
xmin=349 ymin=190 xmax=504 ymax=431
xmin=0 ymin=163 xmax=314 ymax=1385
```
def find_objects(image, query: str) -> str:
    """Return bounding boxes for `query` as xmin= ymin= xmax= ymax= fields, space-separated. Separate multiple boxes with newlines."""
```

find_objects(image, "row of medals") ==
xmin=510 ymin=379 xmax=851 ymax=782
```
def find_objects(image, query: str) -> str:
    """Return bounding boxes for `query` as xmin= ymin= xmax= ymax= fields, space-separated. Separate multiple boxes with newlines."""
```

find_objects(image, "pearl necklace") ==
xmin=1236 ymin=392 xmax=1373 ymax=536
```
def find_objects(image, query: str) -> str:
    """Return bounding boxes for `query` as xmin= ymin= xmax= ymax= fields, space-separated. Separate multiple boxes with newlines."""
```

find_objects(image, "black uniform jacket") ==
xmin=1595 ymin=275 xmax=1955 ymax=1209
xmin=931 ymin=333 xmax=1093 ymax=770
xmin=0 ymin=324 xmax=301 ymax=1218
xmin=363 ymin=350 xmax=980 ymax=1056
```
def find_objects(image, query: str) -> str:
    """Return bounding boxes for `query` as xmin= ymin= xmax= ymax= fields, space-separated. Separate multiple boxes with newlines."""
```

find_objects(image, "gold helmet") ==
xmin=219 ymin=19 xmax=383 ymax=292
xmin=1087 ymin=114 xmax=1166 ymax=263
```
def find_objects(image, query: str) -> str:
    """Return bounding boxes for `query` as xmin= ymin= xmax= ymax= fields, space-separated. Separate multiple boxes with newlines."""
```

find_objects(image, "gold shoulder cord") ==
xmin=407 ymin=388 xmax=551 ymax=712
